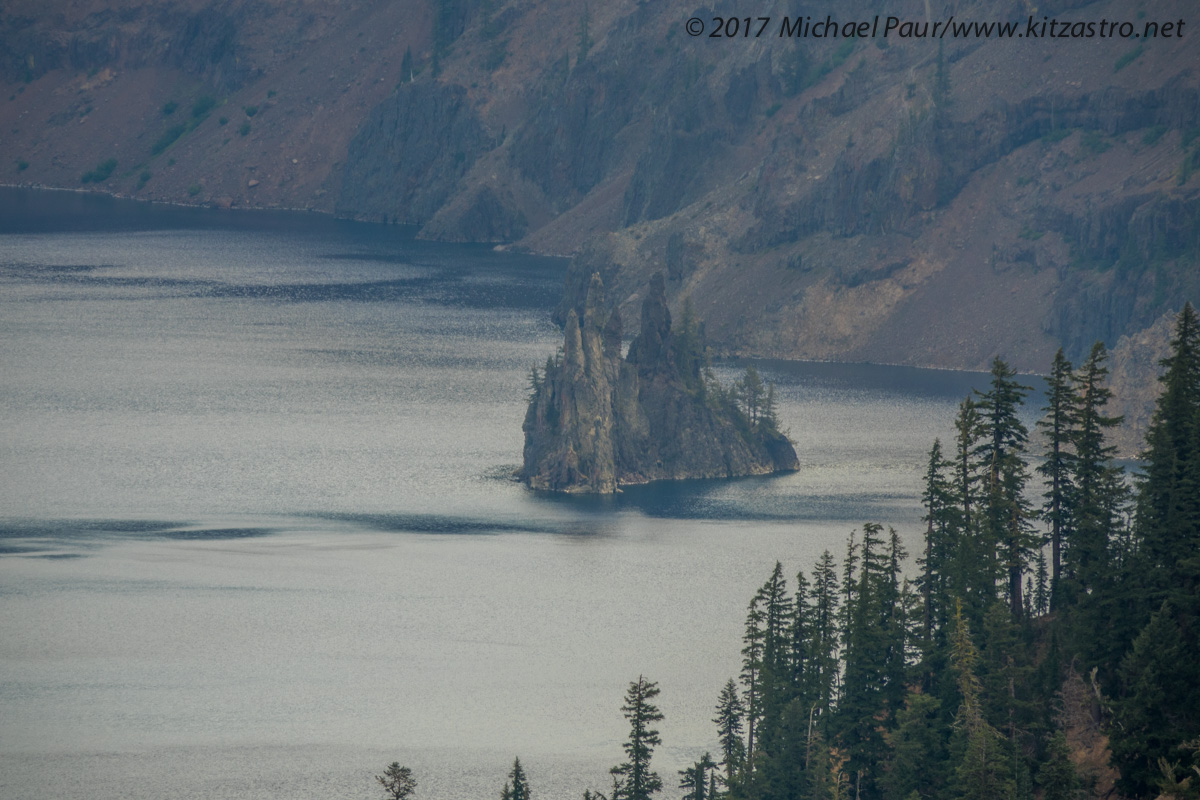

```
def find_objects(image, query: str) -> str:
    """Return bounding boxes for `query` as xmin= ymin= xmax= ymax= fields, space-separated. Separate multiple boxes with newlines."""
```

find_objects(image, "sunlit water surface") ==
xmin=0 ymin=189 xmax=1023 ymax=799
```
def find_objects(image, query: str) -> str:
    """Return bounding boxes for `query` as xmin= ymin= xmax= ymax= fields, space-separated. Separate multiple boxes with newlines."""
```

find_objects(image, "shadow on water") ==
xmin=1 ymin=187 xmax=566 ymax=311
xmin=0 ymin=519 xmax=277 ymax=557
xmin=308 ymin=511 xmax=614 ymax=539
xmin=527 ymin=472 xmax=911 ymax=522
xmin=0 ymin=265 xmax=561 ymax=310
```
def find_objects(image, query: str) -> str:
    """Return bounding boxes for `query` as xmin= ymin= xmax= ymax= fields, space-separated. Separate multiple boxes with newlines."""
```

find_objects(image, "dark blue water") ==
xmin=0 ymin=187 xmax=1019 ymax=800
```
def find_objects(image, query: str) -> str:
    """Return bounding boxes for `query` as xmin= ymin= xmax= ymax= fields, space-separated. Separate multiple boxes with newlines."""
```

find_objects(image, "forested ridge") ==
xmin=666 ymin=303 xmax=1200 ymax=800
xmin=442 ymin=304 xmax=1199 ymax=800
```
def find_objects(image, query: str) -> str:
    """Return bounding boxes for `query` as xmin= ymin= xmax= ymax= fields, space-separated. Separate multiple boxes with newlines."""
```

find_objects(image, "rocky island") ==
xmin=521 ymin=273 xmax=799 ymax=493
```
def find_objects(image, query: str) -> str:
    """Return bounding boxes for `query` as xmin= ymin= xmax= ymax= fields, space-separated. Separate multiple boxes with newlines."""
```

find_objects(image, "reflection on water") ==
xmin=0 ymin=188 xmax=1032 ymax=800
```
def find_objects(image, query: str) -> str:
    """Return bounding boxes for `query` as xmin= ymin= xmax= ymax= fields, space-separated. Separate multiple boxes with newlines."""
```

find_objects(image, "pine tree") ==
xmin=954 ymin=398 xmax=983 ymax=535
xmin=528 ymin=365 xmax=543 ymax=399
xmin=918 ymin=439 xmax=957 ymax=667
xmin=882 ymin=691 xmax=948 ymax=800
xmin=950 ymin=397 xmax=985 ymax=616
xmin=1032 ymin=549 xmax=1049 ymax=616
xmin=741 ymin=594 xmax=766 ymax=769
xmin=1037 ymin=349 xmax=1077 ymax=608
xmin=974 ymin=358 xmax=1037 ymax=617
xmin=949 ymin=602 xmax=1014 ymax=800
xmin=809 ymin=550 xmax=841 ymax=718
xmin=1037 ymin=731 xmax=1080 ymax=800
xmin=762 ymin=382 xmax=780 ymax=432
xmin=836 ymin=524 xmax=904 ymax=795
xmin=804 ymin=726 xmax=836 ymax=800
xmin=613 ymin=676 xmax=665 ymax=800
xmin=1137 ymin=303 xmax=1200 ymax=606
xmin=1067 ymin=342 xmax=1124 ymax=600
xmin=790 ymin=569 xmax=813 ymax=697
xmin=678 ymin=754 xmax=716 ymax=800
xmin=753 ymin=563 xmax=794 ymax=764
xmin=507 ymin=757 xmax=531 ymax=800
xmin=738 ymin=366 xmax=766 ymax=429
xmin=713 ymin=678 xmax=746 ymax=788
xmin=977 ymin=602 xmax=1035 ymax=756
xmin=1111 ymin=600 xmax=1200 ymax=797
xmin=377 ymin=763 xmax=417 ymax=800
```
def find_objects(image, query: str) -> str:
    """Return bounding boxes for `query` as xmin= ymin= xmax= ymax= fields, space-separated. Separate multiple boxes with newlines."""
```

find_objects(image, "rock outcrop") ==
xmin=1107 ymin=310 xmax=1176 ymax=457
xmin=521 ymin=273 xmax=798 ymax=493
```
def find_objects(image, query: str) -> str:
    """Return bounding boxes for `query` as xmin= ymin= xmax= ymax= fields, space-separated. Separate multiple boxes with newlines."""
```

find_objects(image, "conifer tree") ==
xmin=1137 ymin=303 xmax=1200 ymax=606
xmin=1067 ymin=342 xmax=1124 ymax=600
xmin=506 ymin=757 xmax=531 ymax=800
xmin=977 ymin=603 xmax=1035 ymax=755
xmin=837 ymin=524 xmax=904 ymax=795
xmin=1032 ymin=550 xmax=1049 ymax=616
xmin=614 ymin=677 xmax=665 ymax=800
xmin=804 ymin=726 xmax=836 ymax=800
xmin=1037 ymin=731 xmax=1080 ymax=800
xmin=1111 ymin=600 xmax=1200 ymax=797
xmin=741 ymin=595 xmax=766 ymax=769
xmin=1037 ymin=349 xmax=1077 ymax=607
xmin=949 ymin=602 xmax=1014 ymax=800
xmin=678 ymin=754 xmax=716 ymax=800
xmin=918 ymin=439 xmax=957 ymax=645
xmin=809 ymin=551 xmax=841 ymax=718
xmin=974 ymin=358 xmax=1037 ymax=616
xmin=754 ymin=563 xmax=794 ymax=762
xmin=950 ymin=397 xmax=985 ymax=616
xmin=377 ymin=763 xmax=417 ymax=800
xmin=713 ymin=678 xmax=746 ymax=788
xmin=762 ymin=382 xmax=780 ymax=432
xmin=789 ymin=569 xmax=813 ymax=696
xmin=882 ymin=692 xmax=948 ymax=800
xmin=738 ymin=367 xmax=766 ymax=429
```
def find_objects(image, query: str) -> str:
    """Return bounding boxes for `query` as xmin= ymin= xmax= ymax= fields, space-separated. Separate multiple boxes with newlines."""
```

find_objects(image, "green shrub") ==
xmin=17 ymin=159 xmax=29 ymax=171
xmin=152 ymin=123 xmax=188 ymax=155
xmin=1042 ymin=127 xmax=1071 ymax=144
xmin=162 ymin=100 xmax=178 ymax=115
xmin=218 ymin=116 xmax=229 ymax=126
xmin=187 ymin=183 xmax=201 ymax=196
xmin=239 ymin=121 xmax=251 ymax=136
xmin=243 ymin=104 xmax=258 ymax=117
xmin=191 ymin=95 xmax=217 ymax=119
xmin=137 ymin=170 xmax=151 ymax=188
xmin=1081 ymin=129 xmax=1111 ymax=155
xmin=1142 ymin=125 xmax=1168 ymax=146
xmin=81 ymin=157 xmax=118 ymax=183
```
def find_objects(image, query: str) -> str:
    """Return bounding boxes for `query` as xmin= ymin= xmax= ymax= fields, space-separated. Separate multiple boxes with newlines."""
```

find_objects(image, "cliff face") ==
xmin=522 ymin=273 xmax=798 ymax=493
xmin=5 ymin=0 xmax=1198 ymax=371
xmin=1107 ymin=310 xmax=1176 ymax=457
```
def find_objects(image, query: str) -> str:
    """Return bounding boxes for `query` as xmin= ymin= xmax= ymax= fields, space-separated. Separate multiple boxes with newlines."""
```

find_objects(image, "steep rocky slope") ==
xmin=3 ymin=0 xmax=1198 ymax=373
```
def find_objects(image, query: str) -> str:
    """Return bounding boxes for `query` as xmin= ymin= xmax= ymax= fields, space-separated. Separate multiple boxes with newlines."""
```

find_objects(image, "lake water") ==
xmin=0 ymin=188 xmax=1012 ymax=799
